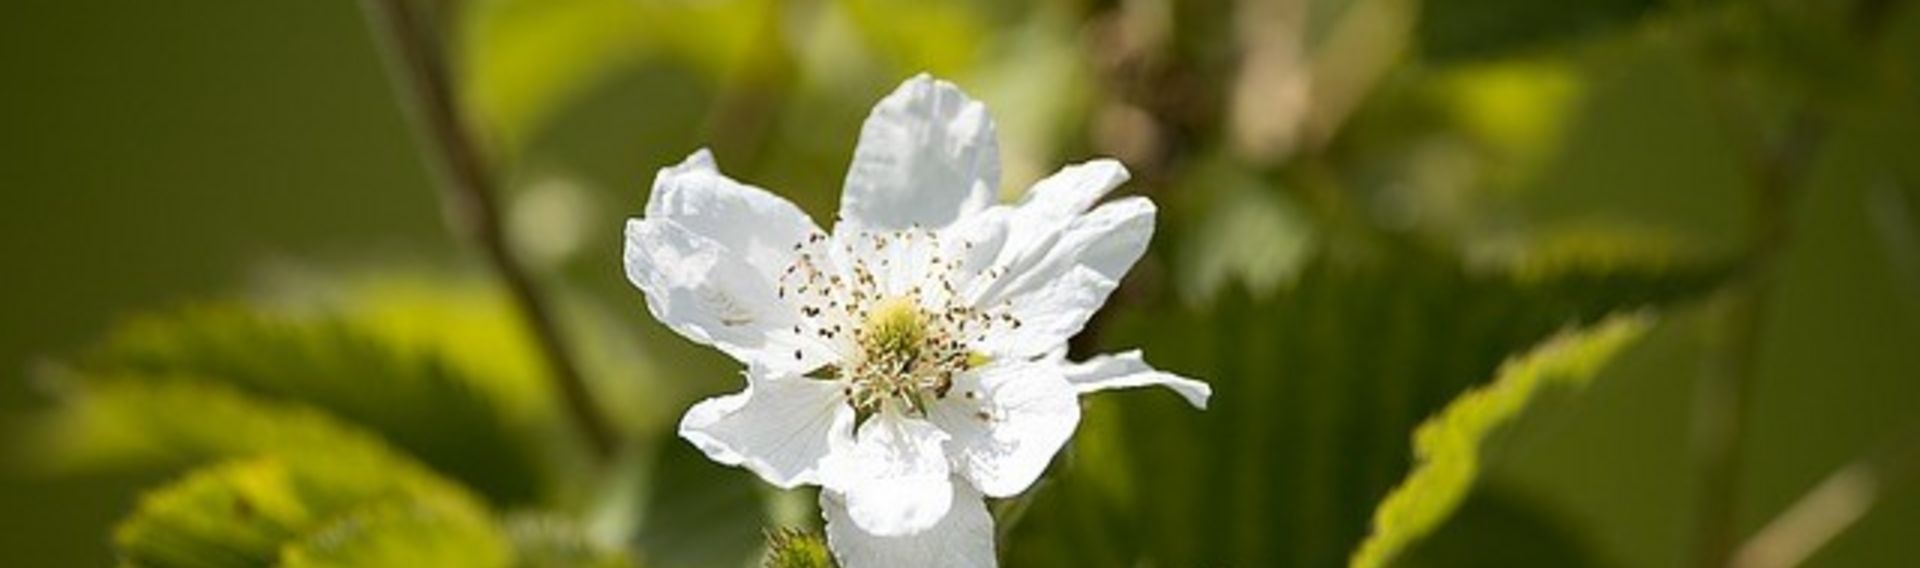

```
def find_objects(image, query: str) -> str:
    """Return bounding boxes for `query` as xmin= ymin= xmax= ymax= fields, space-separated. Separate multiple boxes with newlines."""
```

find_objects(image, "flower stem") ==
xmin=358 ymin=0 xmax=618 ymax=462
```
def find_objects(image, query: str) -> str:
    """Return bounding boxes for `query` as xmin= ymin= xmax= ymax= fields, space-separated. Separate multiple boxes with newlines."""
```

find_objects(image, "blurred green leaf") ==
xmin=1178 ymin=162 xmax=1316 ymax=305
xmin=1396 ymin=487 xmax=1602 ymax=567
xmin=110 ymin=449 xmax=635 ymax=568
xmin=263 ymin=271 xmax=668 ymax=438
xmin=631 ymin=441 xmax=770 ymax=568
xmin=1350 ymin=314 xmax=1650 ymax=568
xmin=279 ymin=497 xmax=510 ymax=568
xmin=1417 ymin=0 xmax=1659 ymax=62
xmin=836 ymin=0 xmax=987 ymax=79
xmin=30 ymin=378 xmax=419 ymax=477
xmin=1006 ymin=244 xmax=1726 ymax=567
xmin=502 ymin=514 xmax=636 ymax=568
xmin=459 ymin=0 xmax=779 ymax=147
xmin=77 ymin=305 xmax=546 ymax=505
xmin=114 ymin=455 xmax=490 ymax=568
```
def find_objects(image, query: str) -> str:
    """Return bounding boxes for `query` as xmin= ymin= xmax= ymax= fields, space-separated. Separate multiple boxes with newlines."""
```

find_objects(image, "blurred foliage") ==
xmin=628 ymin=442 xmax=771 ymax=568
xmin=71 ymin=306 xmax=548 ymax=505
xmin=460 ymin=0 xmax=781 ymax=149
xmin=113 ymin=457 xmax=485 ymax=568
xmin=1003 ymin=242 xmax=1726 ymax=567
xmin=22 ymin=273 xmax=645 ymax=567
xmin=1417 ymin=0 xmax=1661 ymax=62
xmin=1352 ymin=314 xmax=1651 ymax=568
xmin=5 ymin=0 xmax=1919 ymax=565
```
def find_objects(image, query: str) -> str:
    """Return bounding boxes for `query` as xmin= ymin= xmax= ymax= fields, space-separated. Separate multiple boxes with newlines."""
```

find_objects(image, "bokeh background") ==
xmin=4 ymin=0 xmax=1918 ymax=566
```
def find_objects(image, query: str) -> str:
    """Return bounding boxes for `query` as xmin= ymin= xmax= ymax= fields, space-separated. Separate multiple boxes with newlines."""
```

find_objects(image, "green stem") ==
xmin=358 ymin=0 xmax=619 ymax=462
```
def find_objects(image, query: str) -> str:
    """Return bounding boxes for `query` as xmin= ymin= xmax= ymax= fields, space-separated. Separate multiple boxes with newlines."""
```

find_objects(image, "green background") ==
xmin=4 ymin=0 xmax=1917 ymax=565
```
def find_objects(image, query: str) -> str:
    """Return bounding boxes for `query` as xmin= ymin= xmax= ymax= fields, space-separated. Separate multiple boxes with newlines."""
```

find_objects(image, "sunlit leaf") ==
xmin=835 ymin=0 xmax=986 ymax=79
xmin=30 ymin=378 xmax=418 ymax=477
xmin=279 ymin=497 xmax=511 ymax=568
xmin=114 ymin=455 xmax=488 ymax=568
xmin=78 ymin=305 xmax=546 ymax=505
xmin=459 ymin=0 xmax=779 ymax=147
xmin=1349 ymin=314 xmax=1651 ymax=568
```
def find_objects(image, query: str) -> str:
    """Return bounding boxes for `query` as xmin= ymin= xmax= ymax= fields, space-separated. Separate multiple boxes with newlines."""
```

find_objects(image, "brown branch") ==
xmin=359 ymin=0 xmax=618 ymax=461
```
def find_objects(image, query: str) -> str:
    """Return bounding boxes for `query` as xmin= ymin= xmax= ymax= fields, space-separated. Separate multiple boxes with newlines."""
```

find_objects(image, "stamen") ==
xmin=777 ymin=228 xmax=1018 ymax=415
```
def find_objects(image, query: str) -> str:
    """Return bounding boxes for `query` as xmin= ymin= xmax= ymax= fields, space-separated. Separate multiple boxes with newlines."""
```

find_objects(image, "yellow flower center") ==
xmin=860 ymin=296 xmax=927 ymax=367
xmin=777 ymin=229 xmax=1020 ymax=415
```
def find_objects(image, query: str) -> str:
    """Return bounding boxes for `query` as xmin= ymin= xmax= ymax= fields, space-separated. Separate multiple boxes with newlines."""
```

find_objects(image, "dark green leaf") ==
xmin=1418 ymin=0 xmax=1660 ymax=62
xmin=631 ymin=441 xmax=770 ymax=568
xmin=1005 ymin=244 xmax=1725 ymax=567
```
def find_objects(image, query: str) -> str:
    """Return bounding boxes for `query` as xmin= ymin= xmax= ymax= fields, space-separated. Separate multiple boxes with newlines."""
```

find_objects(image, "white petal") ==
xmin=645 ymin=149 xmax=820 ymax=274
xmin=838 ymin=74 xmax=999 ymax=232
xmin=822 ymin=410 xmax=954 ymax=536
xmin=1002 ymin=159 xmax=1131 ymax=249
xmin=677 ymin=371 xmax=855 ymax=488
xmin=624 ymin=150 xmax=837 ymax=372
xmin=964 ymin=160 xmax=1134 ymax=299
xmin=971 ymin=197 xmax=1157 ymax=358
xmin=927 ymin=361 xmax=1081 ymax=498
xmin=1059 ymin=350 xmax=1211 ymax=409
xmin=822 ymin=482 xmax=996 ymax=568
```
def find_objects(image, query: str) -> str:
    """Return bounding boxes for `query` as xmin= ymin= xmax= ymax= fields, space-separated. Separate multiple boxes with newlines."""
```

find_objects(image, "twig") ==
xmin=358 ymin=0 xmax=619 ymax=461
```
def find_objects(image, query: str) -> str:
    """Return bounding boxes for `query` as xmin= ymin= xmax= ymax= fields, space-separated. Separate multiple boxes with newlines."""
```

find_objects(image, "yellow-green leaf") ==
xmin=114 ymin=455 xmax=488 ymax=568
xmin=1349 ymin=314 xmax=1653 ymax=568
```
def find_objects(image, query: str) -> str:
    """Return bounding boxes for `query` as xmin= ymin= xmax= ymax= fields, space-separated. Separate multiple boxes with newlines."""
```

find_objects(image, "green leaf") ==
xmin=630 ymin=441 xmax=770 ymax=568
xmin=29 ymin=378 xmax=420 ymax=477
xmin=836 ymin=0 xmax=987 ymax=78
xmin=279 ymin=497 xmax=511 ymax=568
xmin=1176 ymin=161 xmax=1316 ymax=305
xmin=458 ymin=0 xmax=779 ymax=146
xmin=1349 ymin=314 xmax=1651 ymax=568
xmin=78 ymin=305 xmax=546 ymax=505
xmin=113 ymin=455 xmax=488 ymax=568
xmin=1004 ymin=244 xmax=1725 ymax=567
xmin=502 ymin=514 xmax=636 ymax=568
xmin=763 ymin=528 xmax=835 ymax=568
xmin=1392 ymin=487 xmax=1602 ymax=567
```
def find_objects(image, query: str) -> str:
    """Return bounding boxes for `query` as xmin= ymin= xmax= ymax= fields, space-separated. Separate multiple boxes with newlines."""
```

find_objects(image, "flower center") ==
xmin=778 ymin=228 xmax=1018 ymax=415
xmin=860 ymin=296 xmax=927 ymax=366
xmin=842 ymin=295 xmax=963 ymax=413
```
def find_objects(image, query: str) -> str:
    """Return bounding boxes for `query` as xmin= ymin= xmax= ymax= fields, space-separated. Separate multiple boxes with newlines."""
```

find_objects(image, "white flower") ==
xmin=624 ymin=74 xmax=1210 ymax=568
